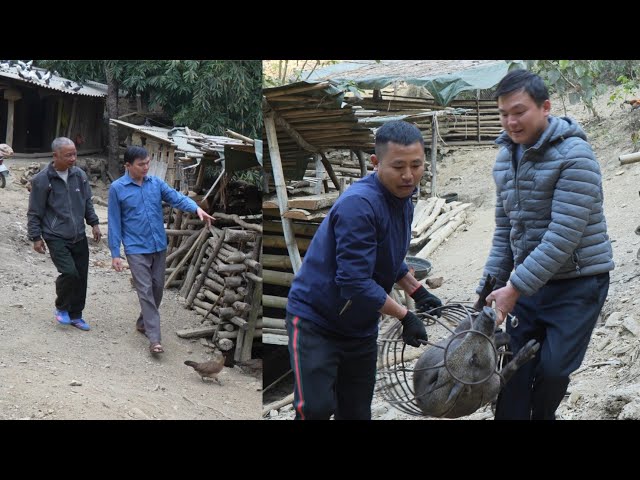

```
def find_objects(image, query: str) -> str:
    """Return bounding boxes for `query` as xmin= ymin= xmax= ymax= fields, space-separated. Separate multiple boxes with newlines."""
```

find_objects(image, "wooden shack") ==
xmin=0 ymin=63 xmax=106 ymax=155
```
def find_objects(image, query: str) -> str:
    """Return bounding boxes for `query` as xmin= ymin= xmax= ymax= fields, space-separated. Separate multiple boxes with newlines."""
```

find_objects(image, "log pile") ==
xmin=409 ymin=197 xmax=472 ymax=259
xmin=261 ymin=218 xmax=319 ymax=345
xmin=165 ymin=209 xmax=263 ymax=362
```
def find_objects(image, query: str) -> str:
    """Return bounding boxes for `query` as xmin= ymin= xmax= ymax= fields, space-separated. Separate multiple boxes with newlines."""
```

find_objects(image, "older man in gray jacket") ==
xmin=475 ymin=70 xmax=614 ymax=420
xmin=27 ymin=137 xmax=102 ymax=331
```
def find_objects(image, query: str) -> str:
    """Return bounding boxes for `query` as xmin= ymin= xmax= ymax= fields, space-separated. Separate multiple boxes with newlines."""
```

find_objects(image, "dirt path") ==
xmin=0 ymin=175 xmax=261 ymax=420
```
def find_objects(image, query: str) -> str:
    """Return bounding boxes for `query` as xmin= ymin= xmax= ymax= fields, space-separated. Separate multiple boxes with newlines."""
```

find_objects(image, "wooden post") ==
xmin=66 ymin=97 xmax=79 ymax=138
xmin=240 ymin=236 xmax=262 ymax=362
xmin=355 ymin=150 xmax=367 ymax=178
xmin=5 ymin=100 xmax=15 ymax=147
xmin=430 ymin=115 xmax=438 ymax=198
xmin=4 ymin=89 xmax=22 ymax=148
xmin=55 ymin=98 xmax=63 ymax=138
xmin=314 ymin=154 xmax=324 ymax=194
xmin=476 ymin=91 xmax=481 ymax=143
xmin=264 ymin=109 xmax=302 ymax=273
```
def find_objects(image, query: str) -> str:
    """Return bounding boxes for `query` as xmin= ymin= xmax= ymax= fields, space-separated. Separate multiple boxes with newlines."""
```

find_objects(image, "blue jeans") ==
xmin=286 ymin=312 xmax=378 ymax=420
xmin=495 ymin=273 xmax=610 ymax=420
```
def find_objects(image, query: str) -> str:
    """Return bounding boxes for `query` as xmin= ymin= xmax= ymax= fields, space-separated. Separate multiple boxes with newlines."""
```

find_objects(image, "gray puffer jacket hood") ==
xmin=478 ymin=115 xmax=614 ymax=296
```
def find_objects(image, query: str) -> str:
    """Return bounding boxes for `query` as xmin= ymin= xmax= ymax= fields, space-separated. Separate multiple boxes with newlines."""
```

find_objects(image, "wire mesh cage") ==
xmin=376 ymin=303 xmax=512 ymax=417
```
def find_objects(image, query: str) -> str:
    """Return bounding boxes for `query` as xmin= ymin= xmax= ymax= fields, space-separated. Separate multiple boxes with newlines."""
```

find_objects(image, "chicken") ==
xmin=184 ymin=351 xmax=227 ymax=385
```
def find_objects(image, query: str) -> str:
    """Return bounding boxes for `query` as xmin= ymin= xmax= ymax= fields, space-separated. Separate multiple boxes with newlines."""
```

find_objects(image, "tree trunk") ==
xmin=105 ymin=61 xmax=120 ymax=179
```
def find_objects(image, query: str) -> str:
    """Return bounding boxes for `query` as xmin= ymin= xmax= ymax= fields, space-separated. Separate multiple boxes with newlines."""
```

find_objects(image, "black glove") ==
xmin=400 ymin=310 xmax=428 ymax=347
xmin=410 ymin=285 xmax=443 ymax=316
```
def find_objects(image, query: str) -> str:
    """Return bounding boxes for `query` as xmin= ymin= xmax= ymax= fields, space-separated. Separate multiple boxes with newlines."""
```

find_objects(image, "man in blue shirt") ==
xmin=108 ymin=146 xmax=215 ymax=354
xmin=286 ymin=121 xmax=442 ymax=420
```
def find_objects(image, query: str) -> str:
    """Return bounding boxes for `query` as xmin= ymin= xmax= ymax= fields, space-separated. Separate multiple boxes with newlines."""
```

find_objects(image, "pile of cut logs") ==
xmin=410 ymin=197 xmax=472 ymax=259
xmin=164 ymin=208 xmax=263 ymax=362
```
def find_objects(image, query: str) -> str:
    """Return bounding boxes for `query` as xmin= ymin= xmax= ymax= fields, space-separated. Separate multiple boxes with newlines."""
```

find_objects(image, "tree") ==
xmin=530 ymin=60 xmax=640 ymax=118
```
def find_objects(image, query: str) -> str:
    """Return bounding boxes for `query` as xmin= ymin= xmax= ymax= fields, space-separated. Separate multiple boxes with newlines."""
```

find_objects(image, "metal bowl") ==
xmin=405 ymin=256 xmax=432 ymax=280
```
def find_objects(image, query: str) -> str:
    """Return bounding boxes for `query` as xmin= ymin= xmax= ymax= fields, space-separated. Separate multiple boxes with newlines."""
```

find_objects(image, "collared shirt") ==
xmin=108 ymin=173 xmax=198 ymax=257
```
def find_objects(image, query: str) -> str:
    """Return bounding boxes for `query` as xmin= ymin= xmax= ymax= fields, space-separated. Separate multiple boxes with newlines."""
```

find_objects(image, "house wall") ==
xmin=0 ymin=79 xmax=105 ymax=154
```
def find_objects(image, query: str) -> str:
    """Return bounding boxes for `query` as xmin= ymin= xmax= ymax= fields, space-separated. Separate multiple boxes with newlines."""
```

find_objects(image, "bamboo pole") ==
xmin=263 ymin=269 xmax=294 ymax=287
xmin=263 ymin=106 xmax=301 ymax=274
xmin=430 ymin=115 xmax=438 ymax=197
xmin=262 ymin=393 xmax=294 ymax=417
xmin=619 ymin=152 xmax=640 ymax=165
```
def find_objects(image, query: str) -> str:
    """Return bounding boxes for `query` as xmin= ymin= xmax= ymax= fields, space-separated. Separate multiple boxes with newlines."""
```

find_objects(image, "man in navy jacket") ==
xmin=286 ymin=120 xmax=442 ymax=420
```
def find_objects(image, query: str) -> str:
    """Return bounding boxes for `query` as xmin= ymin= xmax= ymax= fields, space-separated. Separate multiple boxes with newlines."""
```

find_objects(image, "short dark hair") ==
xmin=124 ymin=145 xmax=149 ymax=165
xmin=374 ymin=120 xmax=424 ymax=158
xmin=494 ymin=69 xmax=549 ymax=106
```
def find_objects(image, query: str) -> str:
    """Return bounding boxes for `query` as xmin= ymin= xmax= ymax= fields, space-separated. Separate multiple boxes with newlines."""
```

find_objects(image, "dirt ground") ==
xmin=0 ymin=164 xmax=261 ymax=420
xmin=267 ymin=87 xmax=640 ymax=420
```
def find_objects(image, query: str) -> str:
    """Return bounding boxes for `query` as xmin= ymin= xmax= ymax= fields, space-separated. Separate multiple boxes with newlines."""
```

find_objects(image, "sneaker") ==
xmin=70 ymin=318 xmax=90 ymax=331
xmin=55 ymin=309 xmax=71 ymax=325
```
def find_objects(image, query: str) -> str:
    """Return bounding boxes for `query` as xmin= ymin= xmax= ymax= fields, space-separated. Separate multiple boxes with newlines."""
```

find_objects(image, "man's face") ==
xmin=127 ymin=156 xmax=151 ymax=180
xmin=53 ymin=143 xmax=77 ymax=170
xmin=498 ymin=88 xmax=551 ymax=146
xmin=371 ymin=141 xmax=425 ymax=198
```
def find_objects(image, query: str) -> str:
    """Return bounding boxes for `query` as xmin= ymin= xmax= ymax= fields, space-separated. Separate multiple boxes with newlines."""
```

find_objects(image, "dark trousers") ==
xmin=286 ymin=313 xmax=378 ymax=420
xmin=495 ymin=272 xmax=610 ymax=420
xmin=127 ymin=251 xmax=166 ymax=344
xmin=45 ymin=236 xmax=89 ymax=320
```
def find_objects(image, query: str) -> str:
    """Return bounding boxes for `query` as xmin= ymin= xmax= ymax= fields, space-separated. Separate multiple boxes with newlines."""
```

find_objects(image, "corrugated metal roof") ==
xmin=110 ymin=119 xmax=252 ymax=158
xmin=0 ymin=62 xmax=107 ymax=97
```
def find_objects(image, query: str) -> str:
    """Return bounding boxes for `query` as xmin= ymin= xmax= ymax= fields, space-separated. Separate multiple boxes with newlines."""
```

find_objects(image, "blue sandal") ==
xmin=55 ymin=309 xmax=71 ymax=325
xmin=70 ymin=318 xmax=90 ymax=331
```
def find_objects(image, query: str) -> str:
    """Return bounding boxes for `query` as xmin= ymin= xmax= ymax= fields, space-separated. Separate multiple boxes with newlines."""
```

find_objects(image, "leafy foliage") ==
xmin=36 ymin=60 xmax=262 ymax=138
xmin=263 ymin=60 xmax=338 ymax=86
xmin=530 ymin=60 xmax=640 ymax=118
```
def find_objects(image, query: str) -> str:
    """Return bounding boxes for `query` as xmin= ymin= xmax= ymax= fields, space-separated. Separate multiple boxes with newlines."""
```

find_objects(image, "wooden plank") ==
xmin=262 ymin=333 xmax=289 ymax=346
xmin=282 ymin=208 xmax=328 ymax=222
xmin=287 ymin=192 xmax=338 ymax=210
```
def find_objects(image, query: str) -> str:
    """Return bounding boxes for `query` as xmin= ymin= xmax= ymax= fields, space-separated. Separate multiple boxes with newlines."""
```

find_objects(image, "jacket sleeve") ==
xmin=82 ymin=172 xmax=100 ymax=227
xmin=107 ymin=185 xmax=122 ymax=258
xmin=395 ymin=261 xmax=409 ymax=283
xmin=26 ymin=175 xmax=48 ymax=240
xmin=159 ymin=181 xmax=198 ymax=213
xmin=477 ymin=191 xmax=514 ymax=294
xmin=333 ymin=195 xmax=388 ymax=312
xmin=510 ymin=149 xmax=602 ymax=296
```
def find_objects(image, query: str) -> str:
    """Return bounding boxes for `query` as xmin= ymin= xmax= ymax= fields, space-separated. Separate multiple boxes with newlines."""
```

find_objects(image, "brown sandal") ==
xmin=149 ymin=342 xmax=164 ymax=354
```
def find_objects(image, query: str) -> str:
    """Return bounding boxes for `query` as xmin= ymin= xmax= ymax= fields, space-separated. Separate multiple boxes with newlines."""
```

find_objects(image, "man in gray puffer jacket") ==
xmin=475 ymin=70 xmax=614 ymax=420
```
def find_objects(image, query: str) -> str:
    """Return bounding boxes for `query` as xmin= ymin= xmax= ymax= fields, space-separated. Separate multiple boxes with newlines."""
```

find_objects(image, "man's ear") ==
xmin=371 ymin=154 xmax=379 ymax=171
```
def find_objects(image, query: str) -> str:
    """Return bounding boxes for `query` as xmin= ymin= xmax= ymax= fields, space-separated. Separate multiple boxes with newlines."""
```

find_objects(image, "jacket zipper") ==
xmin=66 ymin=174 xmax=78 ymax=243
xmin=572 ymin=251 xmax=581 ymax=274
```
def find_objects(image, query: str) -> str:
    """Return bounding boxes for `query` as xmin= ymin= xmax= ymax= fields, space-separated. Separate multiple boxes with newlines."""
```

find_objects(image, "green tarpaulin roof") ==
xmin=305 ymin=60 xmax=525 ymax=106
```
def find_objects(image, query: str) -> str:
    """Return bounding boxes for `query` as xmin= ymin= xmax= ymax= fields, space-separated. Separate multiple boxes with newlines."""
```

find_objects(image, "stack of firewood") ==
xmin=410 ymin=197 xmax=471 ymax=259
xmin=164 ymin=208 xmax=263 ymax=362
